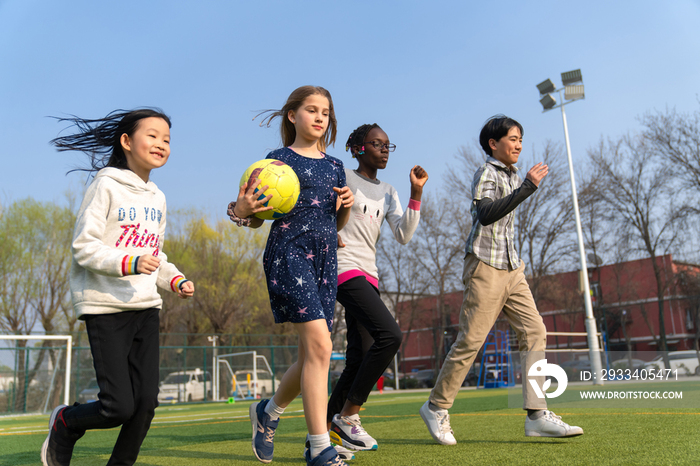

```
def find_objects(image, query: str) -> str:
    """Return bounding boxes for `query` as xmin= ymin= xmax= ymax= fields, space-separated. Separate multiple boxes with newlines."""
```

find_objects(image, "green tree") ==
xmin=0 ymin=198 xmax=75 ymax=411
xmin=161 ymin=211 xmax=277 ymax=346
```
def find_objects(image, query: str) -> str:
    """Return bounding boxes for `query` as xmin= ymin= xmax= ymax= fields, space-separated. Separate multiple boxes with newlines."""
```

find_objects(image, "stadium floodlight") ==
xmin=536 ymin=78 xmax=556 ymax=95
xmin=565 ymin=85 xmax=585 ymax=101
xmin=536 ymin=69 xmax=603 ymax=385
xmin=540 ymin=94 xmax=557 ymax=110
xmin=561 ymin=68 xmax=583 ymax=85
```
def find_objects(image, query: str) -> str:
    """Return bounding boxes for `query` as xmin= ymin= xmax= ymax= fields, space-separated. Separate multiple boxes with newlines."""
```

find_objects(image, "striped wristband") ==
xmin=170 ymin=275 xmax=189 ymax=292
xmin=121 ymin=256 xmax=140 ymax=275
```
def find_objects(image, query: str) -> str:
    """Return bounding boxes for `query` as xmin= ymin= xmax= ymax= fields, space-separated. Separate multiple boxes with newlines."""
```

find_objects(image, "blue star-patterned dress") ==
xmin=263 ymin=147 xmax=346 ymax=331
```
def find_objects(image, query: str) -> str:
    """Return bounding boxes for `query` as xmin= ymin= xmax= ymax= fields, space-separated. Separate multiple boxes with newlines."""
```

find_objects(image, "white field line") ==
xmin=1 ymin=395 xmax=406 ymax=434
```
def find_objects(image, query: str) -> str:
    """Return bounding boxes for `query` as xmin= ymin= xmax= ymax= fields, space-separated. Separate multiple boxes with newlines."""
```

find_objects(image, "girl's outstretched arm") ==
xmin=385 ymin=165 xmax=430 ymax=245
xmin=334 ymin=186 xmax=354 ymax=231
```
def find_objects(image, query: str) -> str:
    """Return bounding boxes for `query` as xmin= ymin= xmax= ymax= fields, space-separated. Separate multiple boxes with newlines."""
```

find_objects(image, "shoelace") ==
xmin=265 ymin=426 xmax=276 ymax=443
xmin=343 ymin=416 xmax=368 ymax=435
xmin=435 ymin=410 xmax=454 ymax=434
xmin=328 ymin=456 xmax=346 ymax=466
xmin=543 ymin=411 xmax=566 ymax=426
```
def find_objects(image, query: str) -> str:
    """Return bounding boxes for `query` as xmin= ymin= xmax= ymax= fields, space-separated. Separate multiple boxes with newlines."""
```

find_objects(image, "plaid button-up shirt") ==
xmin=465 ymin=157 xmax=521 ymax=270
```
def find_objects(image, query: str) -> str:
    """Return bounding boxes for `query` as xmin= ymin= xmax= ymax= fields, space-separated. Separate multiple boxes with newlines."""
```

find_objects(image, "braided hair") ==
xmin=345 ymin=123 xmax=380 ymax=158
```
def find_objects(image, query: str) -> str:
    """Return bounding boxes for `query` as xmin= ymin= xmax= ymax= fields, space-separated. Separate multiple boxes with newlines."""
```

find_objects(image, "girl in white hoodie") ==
xmin=42 ymin=109 xmax=194 ymax=466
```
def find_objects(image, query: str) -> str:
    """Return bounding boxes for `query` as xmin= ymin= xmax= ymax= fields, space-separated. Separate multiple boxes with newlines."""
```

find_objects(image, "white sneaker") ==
xmin=525 ymin=410 xmax=584 ymax=438
xmin=329 ymin=414 xmax=378 ymax=451
xmin=419 ymin=401 xmax=456 ymax=445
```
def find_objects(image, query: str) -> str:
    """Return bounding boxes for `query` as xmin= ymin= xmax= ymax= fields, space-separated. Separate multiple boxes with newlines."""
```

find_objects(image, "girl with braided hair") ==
xmin=326 ymin=123 xmax=428 ymax=453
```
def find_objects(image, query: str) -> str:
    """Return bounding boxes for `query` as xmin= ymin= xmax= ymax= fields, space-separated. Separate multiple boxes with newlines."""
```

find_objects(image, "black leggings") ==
xmin=327 ymin=277 xmax=402 ymax=422
xmin=62 ymin=309 xmax=160 ymax=466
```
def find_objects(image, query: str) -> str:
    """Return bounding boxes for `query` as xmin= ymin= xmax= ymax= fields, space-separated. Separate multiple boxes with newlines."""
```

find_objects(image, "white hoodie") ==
xmin=70 ymin=167 xmax=187 ymax=318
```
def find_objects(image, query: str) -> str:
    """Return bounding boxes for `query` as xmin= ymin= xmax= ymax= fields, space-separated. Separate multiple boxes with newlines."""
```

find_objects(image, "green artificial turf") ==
xmin=1 ymin=387 xmax=699 ymax=465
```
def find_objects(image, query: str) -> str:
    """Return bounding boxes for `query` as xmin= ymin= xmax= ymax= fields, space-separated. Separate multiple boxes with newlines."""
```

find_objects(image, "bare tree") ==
xmin=640 ymin=107 xmax=700 ymax=200
xmin=376 ymin=227 xmax=432 ymax=377
xmin=409 ymin=193 xmax=470 ymax=369
xmin=589 ymin=135 xmax=689 ymax=361
xmin=444 ymin=143 xmax=487 ymax=196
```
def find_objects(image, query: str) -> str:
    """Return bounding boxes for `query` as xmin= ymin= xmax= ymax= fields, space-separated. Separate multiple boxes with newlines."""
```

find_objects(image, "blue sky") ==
xmin=1 ymin=0 xmax=699 ymax=217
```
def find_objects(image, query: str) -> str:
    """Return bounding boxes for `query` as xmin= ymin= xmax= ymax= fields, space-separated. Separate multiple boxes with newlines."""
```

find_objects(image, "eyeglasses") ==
xmin=363 ymin=140 xmax=396 ymax=152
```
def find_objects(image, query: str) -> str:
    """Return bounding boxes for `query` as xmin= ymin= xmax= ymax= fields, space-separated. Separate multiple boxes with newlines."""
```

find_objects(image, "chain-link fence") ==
xmin=0 ymin=333 xmax=300 ymax=414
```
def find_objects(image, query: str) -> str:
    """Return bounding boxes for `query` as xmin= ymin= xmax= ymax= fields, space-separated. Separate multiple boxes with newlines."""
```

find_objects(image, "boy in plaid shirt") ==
xmin=420 ymin=115 xmax=584 ymax=444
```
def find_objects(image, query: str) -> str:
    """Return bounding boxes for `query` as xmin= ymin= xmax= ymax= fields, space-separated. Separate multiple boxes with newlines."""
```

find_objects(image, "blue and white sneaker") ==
xmin=304 ymin=437 xmax=355 ymax=461
xmin=304 ymin=445 xmax=347 ymax=466
xmin=250 ymin=399 xmax=279 ymax=463
xmin=329 ymin=414 xmax=377 ymax=451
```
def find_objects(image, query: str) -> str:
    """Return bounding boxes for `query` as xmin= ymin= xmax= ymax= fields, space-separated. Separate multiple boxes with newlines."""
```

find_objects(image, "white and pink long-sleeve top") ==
xmin=70 ymin=167 xmax=187 ymax=318
xmin=337 ymin=168 xmax=421 ymax=288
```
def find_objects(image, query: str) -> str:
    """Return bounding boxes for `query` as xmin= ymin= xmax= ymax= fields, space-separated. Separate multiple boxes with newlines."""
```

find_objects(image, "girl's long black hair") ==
xmin=50 ymin=108 xmax=171 ymax=174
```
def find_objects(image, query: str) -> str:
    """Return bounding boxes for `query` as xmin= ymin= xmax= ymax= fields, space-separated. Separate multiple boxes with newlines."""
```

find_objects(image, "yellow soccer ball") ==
xmin=239 ymin=159 xmax=300 ymax=220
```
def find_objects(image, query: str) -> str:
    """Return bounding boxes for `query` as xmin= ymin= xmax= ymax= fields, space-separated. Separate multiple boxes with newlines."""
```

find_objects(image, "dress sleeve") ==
xmin=338 ymin=160 xmax=347 ymax=188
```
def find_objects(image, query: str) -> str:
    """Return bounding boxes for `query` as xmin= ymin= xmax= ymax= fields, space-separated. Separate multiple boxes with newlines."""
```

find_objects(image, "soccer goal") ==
xmin=214 ymin=351 xmax=276 ymax=401
xmin=0 ymin=335 xmax=72 ymax=413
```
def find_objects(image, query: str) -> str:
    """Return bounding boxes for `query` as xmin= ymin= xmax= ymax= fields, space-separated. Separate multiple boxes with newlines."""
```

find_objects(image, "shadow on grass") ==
xmin=378 ymin=437 xmax=573 ymax=446
xmin=147 ymin=431 xmax=246 ymax=444
xmin=138 ymin=448 xmax=301 ymax=463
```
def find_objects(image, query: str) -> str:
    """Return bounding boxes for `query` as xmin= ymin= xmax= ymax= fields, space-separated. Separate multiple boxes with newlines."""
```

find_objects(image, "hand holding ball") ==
xmin=239 ymin=159 xmax=300 ymax=220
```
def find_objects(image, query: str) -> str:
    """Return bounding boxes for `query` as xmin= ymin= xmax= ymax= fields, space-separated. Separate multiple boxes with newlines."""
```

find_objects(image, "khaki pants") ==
xmin=429 ymin=254 xmax=547 ymax=410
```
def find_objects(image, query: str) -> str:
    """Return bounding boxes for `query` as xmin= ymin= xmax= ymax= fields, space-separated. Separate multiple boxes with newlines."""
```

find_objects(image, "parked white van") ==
xmin=158 ymin=368 xmax=212 ymax=403
xmin=643 ymin=351 xmax=700 ymax=376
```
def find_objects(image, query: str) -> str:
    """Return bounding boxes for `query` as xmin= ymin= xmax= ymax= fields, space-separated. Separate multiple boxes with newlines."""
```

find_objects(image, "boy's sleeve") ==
xmin=72 ymin=180 xmax=139 ymax=277
xmin=154 ymin=204 xmax=189 ymax=293
xmin=475 ymin=179 xmax=538 ymax=226
xmin=472 ymin=166 xmax=497 ymax=202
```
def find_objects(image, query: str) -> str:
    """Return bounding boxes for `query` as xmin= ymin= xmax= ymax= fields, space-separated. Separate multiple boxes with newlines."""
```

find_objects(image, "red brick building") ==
xmin=395 ymin=255 xmax=700 ymax=372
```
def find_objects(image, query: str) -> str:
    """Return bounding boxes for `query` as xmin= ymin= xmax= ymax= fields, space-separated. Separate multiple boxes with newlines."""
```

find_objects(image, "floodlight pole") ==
xmin=553 ymin=90 xmax=604 ymax=385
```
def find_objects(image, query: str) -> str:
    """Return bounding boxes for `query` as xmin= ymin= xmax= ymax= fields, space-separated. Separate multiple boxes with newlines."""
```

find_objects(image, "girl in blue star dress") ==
xmin=230 ymin=85 xmax=354 ymax=466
